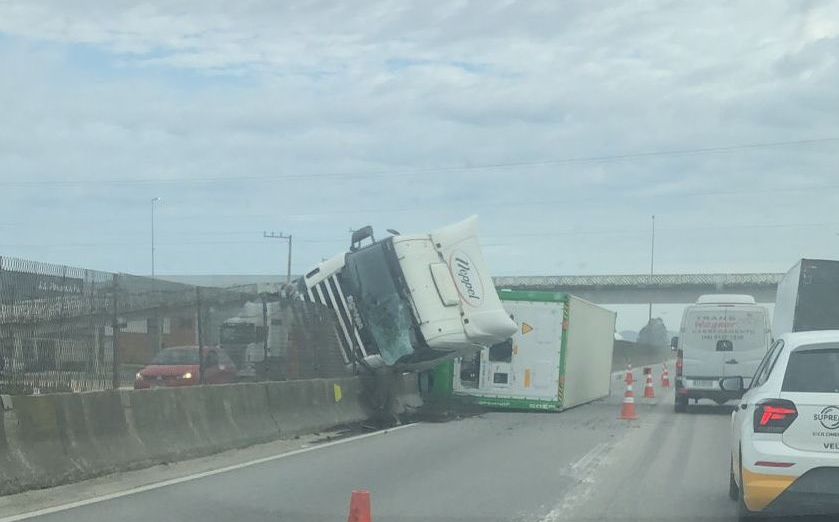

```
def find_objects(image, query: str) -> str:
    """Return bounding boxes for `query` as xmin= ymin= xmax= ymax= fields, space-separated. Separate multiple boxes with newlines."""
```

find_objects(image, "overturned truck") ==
xmin=298 ymin=216 xmax=517 ymax=371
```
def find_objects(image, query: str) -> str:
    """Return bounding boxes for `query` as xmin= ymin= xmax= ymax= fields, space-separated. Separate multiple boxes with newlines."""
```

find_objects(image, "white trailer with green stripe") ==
xmin=452 ymin=290 xmax=616 ymax=410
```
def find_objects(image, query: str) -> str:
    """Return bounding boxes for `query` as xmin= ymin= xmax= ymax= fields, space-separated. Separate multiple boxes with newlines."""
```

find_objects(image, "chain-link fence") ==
xmin=0 ymin=256 xmax=348 ymax=395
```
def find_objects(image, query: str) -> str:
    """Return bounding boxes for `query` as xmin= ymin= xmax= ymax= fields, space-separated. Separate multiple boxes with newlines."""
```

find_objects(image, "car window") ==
xmin=782 ymin=346 xmax=839 ymax=393
xmin=750 ymin=340 xmax=779 ymax=387
xmin=751 ymin=340 xmax=783 ymax=388
xmin=151 ymin=348 xmax=199 ymax=365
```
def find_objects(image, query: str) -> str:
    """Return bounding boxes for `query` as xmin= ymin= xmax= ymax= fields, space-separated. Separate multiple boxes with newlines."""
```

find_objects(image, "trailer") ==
xmin=450 ymin=290 xmax=616 ymax=411
xmin=773 ymin=258 xmax=839 ymax=338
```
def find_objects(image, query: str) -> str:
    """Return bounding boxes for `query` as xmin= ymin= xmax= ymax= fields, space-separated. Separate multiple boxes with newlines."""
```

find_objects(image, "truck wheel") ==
xmin=675 ymin=395 xmax=688 ymax=413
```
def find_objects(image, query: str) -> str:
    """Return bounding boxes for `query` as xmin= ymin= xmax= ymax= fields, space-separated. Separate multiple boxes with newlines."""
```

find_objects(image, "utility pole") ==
xmin=151 ymin=197 xmax=161 ymax=281
xmin=649 ymin=214 xmax=656 ymax=322
xmin=263 ymin=231 xmax=293 ymax=284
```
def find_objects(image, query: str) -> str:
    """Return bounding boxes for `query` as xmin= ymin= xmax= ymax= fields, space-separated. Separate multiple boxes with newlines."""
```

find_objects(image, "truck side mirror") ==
xmin=670 ymin=336 xmax=679 ymax=349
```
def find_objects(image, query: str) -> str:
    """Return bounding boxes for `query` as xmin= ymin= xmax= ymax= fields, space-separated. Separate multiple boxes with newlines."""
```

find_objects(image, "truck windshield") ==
xmin=682 ymin=308 xmax=767 ymax=351
xmin=220 ymin=323 xmax=255 ymax=344
xmin=344 ymin=243 xmax=415 ymax=365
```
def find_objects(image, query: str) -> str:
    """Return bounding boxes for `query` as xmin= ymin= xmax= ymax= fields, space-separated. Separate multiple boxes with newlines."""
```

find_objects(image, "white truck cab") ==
xmin=298 ymin=216 xmax=517 ymax=371
xmin=674 ymin=294 xmax=771 ymax=412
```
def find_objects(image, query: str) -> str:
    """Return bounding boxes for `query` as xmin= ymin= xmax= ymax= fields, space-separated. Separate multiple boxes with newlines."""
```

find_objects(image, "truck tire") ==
xmin=675 ymin=395 xmax=688 ymax=413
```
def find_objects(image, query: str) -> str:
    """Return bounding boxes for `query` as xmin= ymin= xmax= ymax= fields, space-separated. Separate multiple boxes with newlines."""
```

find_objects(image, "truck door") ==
xmin=486 ymin=338 xmax=514 ymax=390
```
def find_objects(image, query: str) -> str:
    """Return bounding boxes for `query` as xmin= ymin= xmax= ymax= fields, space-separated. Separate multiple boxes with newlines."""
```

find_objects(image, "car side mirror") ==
xmin=719 ymin=376 xmax=744 ymax=392
xmin=670 ymin=336 xmax=679 ymax=350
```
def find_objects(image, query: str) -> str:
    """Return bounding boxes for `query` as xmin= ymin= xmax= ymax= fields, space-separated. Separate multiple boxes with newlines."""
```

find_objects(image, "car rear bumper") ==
xmin=742 ymin=438 xmax=839 ymax=513
xmin=760 ymin=467 xmax=839 ymax=515
xmin=675 ymin=378 xmax=743 ymax=401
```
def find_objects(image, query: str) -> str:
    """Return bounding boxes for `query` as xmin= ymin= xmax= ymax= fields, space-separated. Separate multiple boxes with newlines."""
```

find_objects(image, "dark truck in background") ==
xmin=773 ymin=258 xmax=839 ymax=338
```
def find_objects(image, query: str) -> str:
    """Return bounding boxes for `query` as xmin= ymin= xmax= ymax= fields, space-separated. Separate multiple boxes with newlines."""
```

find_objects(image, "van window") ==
xmin=681 ymin=308 xmax=767 ymax=351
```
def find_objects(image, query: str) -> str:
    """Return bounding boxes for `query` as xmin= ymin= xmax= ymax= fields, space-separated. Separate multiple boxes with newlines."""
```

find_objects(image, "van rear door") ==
xmin=681 ymin=308 xmax=725 ymax=387
xmin=720 ymin=307 xmax=771 ymax=385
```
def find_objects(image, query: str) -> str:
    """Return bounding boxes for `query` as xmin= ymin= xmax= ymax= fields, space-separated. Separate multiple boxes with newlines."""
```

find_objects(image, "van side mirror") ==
xmin=670 ymin=336 xmax=679 ymax=349
xmin=719 ymin=376 xmax=744 ymax=392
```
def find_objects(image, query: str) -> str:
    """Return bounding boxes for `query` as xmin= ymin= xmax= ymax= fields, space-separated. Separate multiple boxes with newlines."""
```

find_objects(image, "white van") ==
xmin=673 ymin=294 xmax=771 ymax=412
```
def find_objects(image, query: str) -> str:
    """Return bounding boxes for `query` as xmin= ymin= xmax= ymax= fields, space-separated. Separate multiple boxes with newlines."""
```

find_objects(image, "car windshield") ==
xmin=150 ymin=348 xmax=199 ymax=366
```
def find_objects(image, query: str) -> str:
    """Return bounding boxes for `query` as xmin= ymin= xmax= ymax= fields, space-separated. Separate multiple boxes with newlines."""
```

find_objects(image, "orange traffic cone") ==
xmin=625 ymin=364 xmax=634 ymax=384
xmin=661 ymin=362 xmax=670 ymax=388
xmin=644 ymin=371 xmax=655 ymax=399
xmin=347 ymin=490 xmax=372 ymax=522
xmin=621 ymin=382 xmax=637 ymax=420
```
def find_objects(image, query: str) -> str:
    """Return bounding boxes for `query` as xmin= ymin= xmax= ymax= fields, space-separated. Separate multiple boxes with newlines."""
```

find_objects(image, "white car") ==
xmin=726 ymin=330 xmax=839 ymax=520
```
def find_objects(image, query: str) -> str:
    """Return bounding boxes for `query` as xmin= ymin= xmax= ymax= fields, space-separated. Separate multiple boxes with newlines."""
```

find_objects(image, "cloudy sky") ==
xmin=0 ymin=1 xmax=838 ymax=328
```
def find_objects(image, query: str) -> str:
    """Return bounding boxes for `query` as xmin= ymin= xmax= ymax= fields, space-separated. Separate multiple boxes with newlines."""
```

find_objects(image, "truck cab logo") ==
xmin=449 ymin=250 xmax=484 ymax=308
xmin=815 ymin=406 xmax=839 ymax=430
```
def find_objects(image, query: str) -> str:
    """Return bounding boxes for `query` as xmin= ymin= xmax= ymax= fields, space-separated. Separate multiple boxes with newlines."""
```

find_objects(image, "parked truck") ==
xmin=773 ymin=258 xmax=839 ymax=338
xmin=219 ymin=300 xmax=288 ymax=380
xmin=446 ymin=290 xmax=616 ymax=411
xmin=297 ymin=216 xmax=517 ymax=371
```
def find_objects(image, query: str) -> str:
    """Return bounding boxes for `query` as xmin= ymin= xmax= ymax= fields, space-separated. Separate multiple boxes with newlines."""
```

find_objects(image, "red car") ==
xmin=134 ymin=346 xmax=237 ymax=389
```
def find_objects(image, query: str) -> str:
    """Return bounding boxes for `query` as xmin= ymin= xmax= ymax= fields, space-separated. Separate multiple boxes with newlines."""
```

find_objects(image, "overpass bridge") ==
xmin=492 ymin=273 xmax=784 ymax=304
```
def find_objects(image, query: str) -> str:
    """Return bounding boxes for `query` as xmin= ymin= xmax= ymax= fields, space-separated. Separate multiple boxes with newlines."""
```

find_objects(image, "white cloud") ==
xmin=0 ymin=0 xmax=836 ymax=291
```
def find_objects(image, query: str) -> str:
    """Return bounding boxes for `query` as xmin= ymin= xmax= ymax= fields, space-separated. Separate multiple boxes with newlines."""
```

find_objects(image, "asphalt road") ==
xmin=2 ymin=374 xmax=750 ymax=522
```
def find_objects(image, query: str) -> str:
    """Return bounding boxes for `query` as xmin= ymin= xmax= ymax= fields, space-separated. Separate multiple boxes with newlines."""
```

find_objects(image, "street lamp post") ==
xmin=151 ymin=197 xmax=161 ymax=280
xmin=649 ymin=214 xmax=656 ymax=322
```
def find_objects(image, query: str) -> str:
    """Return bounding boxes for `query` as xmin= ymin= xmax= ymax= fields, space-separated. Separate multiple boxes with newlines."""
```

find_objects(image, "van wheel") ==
xmin=675 ymin=395 xmax=688 ymax=413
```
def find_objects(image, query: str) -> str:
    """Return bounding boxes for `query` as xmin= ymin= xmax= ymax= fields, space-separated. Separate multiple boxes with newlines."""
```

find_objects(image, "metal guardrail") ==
xmin=493 ymin=273 xmax=784 ymax=288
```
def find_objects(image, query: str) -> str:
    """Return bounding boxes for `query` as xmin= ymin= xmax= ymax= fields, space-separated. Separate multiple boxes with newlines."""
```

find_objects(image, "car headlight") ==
xmin=180 ymin=372 xmax=193 ymax=380
xmin=135 ymin=373 xmax=143 ymax=380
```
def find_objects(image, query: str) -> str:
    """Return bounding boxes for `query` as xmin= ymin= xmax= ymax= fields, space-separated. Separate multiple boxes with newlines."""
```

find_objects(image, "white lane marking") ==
xmin=0 ymin=423 xmax=418 ymax=522
xmin=541 ymin=442 xmax=613 ymax=522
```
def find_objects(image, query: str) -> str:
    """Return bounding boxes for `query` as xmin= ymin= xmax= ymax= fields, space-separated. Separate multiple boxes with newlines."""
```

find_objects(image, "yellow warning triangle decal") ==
xmin=521 ymin=323 xmax=533 ymax=335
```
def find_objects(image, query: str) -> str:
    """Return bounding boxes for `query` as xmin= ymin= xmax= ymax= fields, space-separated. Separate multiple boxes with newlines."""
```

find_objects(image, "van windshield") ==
xmin=682 ymin=308 xmax=767 ymax=351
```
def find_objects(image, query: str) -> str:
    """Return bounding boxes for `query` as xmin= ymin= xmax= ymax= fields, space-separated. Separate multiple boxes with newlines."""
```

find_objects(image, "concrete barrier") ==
xmin=0 ymin=372 xmax=421 ymax=496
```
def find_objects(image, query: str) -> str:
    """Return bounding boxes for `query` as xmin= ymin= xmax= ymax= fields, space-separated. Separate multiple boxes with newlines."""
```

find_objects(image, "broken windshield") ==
xmin=343 ymin=243 xmax=415 ymax=365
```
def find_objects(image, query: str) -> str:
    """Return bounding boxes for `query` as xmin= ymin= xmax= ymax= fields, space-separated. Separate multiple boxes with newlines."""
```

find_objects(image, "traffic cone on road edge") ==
xmin=625 ymin=364 xmax=634 ymax=384
xmin=347 ymin=489 xmax=372 ymax=522
xmin=621 ymin=382 xmax=637 ymax=420
xmin=661 ymin=363 xmax=670 ymax=388
xmin=644 ymin=370 xmax=655 ymax=399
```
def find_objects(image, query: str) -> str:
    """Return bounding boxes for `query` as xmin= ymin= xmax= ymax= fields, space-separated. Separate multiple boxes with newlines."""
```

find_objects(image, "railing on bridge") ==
xmin=493 ymin=273 xmax=784 ymax=288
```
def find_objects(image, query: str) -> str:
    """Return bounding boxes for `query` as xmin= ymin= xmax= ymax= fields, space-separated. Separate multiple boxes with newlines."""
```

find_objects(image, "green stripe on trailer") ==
xmin=497 ymin=289 xmax=569 ymax=303
xmin=463 ymin=395 xmax=561 ymax=411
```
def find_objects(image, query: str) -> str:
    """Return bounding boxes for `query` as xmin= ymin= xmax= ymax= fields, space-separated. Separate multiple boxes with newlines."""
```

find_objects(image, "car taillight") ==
xmin=675 ymin=349 xmax=683 ymax=375
xmin=753 ymin=399 xmax=797 ymax=434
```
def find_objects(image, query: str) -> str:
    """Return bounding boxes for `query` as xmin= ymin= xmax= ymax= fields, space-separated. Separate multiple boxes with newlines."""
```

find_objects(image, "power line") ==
xmin=1 ymin=222 xmax=831 ymax=249
xmin=0 ymin=137 xmax=836 ymax=187
xmin=2 ymin=179 xmax=838 ymax=229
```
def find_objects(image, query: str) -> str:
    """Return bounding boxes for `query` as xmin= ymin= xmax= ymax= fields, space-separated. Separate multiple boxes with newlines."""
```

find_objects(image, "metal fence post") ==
xmin=196 ymin=287 xmax=204 ymax=384
xmin=111 ymin=273 xmax=120 ymax=390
